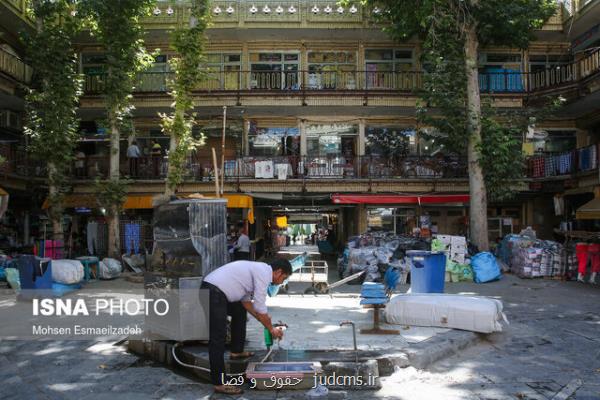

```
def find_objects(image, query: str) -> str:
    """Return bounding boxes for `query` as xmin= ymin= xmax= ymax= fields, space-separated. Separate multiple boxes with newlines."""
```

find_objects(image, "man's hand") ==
xmin=270 ymin=326 xmax=284 ymax=340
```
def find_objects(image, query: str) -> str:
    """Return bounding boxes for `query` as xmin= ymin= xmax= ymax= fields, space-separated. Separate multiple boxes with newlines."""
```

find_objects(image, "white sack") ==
xmin=52 ymin=260 xmax=84 ymax=284
xmin=385 ymin=293 xmax=508 ymax=333
xmin=99 ymin=258 xmax=122 ymax=280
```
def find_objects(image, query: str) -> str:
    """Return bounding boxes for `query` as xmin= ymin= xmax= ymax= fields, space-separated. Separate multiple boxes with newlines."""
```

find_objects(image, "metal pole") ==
xmin=212 ymin=147 xmax=220 ymax=197
xmin=220 ymin=106 xmax=227 ymax=195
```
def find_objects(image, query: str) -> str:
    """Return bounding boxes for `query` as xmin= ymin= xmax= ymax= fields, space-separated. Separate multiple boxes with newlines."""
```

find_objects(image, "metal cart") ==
xmin=284 ymin=259 xmax=329 ymax=294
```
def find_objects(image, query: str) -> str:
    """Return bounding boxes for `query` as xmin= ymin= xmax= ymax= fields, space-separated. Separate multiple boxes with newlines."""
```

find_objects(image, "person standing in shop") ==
xmin=233 ymin=222 xmax=250 ymax=260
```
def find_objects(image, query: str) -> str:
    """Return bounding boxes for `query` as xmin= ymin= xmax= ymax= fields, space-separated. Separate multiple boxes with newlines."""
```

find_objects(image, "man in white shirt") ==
xmin=126 ymin=140 xmax=141 ymax=177
xmin=234 ymin=222 xmax=251 ymax=260
xmin=201 ymin=258 xmax=292 ymax=395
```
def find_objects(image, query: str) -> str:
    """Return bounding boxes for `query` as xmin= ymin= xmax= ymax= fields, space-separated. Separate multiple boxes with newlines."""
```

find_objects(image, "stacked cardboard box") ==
xmin=434 ymin=235 xmax=468 ymax=263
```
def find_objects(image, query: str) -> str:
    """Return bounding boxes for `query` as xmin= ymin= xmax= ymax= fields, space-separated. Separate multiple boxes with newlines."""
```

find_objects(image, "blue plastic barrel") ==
xmin=407 ymin=250 xmax=447 ymax=293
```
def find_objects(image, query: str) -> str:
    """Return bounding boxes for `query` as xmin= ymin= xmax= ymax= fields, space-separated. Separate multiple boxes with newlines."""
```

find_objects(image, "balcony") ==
xmin=65 ymin=154 xmax=467 ymax=182
xmin=0 ymin=47 xmax=32 ymax=84
xmin=81 ymin=49 xmax=600 ymax=98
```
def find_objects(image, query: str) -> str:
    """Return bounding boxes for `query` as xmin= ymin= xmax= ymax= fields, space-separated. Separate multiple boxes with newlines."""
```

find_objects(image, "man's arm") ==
xmin=241 ymin=301 xmax=282 ymax=339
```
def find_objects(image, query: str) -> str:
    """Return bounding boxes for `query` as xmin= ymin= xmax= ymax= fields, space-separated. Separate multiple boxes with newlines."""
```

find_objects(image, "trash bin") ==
xmin=407 ymin=250 xmax=446 ymax=293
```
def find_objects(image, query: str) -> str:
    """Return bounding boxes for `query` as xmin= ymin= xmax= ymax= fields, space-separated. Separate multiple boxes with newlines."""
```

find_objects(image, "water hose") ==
xmin=171 ymin=339 xmax=280 ymax=374
xmin=171 ymin=342 xmax=245 ymax=375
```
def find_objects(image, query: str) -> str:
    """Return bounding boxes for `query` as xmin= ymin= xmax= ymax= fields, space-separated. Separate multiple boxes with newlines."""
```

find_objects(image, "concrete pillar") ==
xmin=23 ymin=211 xmax=30 ymax=245
xmin=357 ymin=41 xmax=365 ymax=90
xmin=357 ymin=204 xmax=368 ymax=234
xmin=242 ymin=42 xmax=249 ymax=89
xmin=300 ymin=119 xmax=307 ymax=156
xmin=523 ymin=199 xmax=535 ymax=227
xmin=358 ymin=119 xmax=366 ymax=156
xmin=243 ymin=119 xmax=250 ymax=156
xmin=576 ymin=129 xmax=589 ymax=148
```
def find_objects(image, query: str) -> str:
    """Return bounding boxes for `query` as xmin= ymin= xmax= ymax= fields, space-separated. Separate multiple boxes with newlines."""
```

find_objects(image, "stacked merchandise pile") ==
xmin=564 ymin=241 xmax=578 ymax=278
xmin=499 ymin=235 xmax=564 ymax=278
xmin=512 ymin=246 xmax=543 ymax=278
xmin=338 ymin=231 xmax=429 ymax=283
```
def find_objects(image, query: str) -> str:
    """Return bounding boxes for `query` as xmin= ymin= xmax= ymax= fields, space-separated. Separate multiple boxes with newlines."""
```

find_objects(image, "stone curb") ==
xmin=402 ymin=330 xmax=481 ymax=370
xmin=129 ymin=329 xmax=481 ymax=380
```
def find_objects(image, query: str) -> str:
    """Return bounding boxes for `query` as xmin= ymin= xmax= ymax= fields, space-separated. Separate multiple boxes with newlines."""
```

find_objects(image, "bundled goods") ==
xmin=99 ymin=258 xmax=122 ymax=280
xmin=499 ymin=235 xmax=564 ymax=278
xmin=385 ymin=293 xmax=508 ymax=333
xmin=51 ymin=259 xmax=84 ymax=284
xmin=340 ymin=231 xmax=429 ymax=282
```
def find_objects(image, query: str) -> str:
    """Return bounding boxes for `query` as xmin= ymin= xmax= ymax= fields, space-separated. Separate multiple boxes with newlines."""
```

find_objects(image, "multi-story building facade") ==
xmin=1 ymin=0 xmax=599 ymax=255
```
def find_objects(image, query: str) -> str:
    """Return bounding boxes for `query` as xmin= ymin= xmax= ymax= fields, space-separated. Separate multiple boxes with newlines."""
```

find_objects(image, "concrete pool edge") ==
xmin=127 ymin=328 xmax=481 ymax=382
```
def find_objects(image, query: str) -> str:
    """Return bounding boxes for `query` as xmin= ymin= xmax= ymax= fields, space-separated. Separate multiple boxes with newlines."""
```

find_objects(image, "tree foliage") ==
xmin=81 ymin=0 xmax=154 ymax=199
xmin=94 ymin=178 xmax=130 ymax=216
xmin=23 ymin=0 xmax=83 ymax=219
xmin=361 ymin=0 xmax=556 ymax=201
xmin=81 ymin=0 xmax=154 ymax=123
xmin=161 ymin=0 xmax=210 ymax=193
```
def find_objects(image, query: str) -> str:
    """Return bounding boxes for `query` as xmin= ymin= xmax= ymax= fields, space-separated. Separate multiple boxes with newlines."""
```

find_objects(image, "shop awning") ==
xmin=202 ymin=194 xmax=255 ymax=224
xmin=42 ymin=195 xmax=97 ymax=209
xmin=331 ymin=194 xmax=470 ymax=205
xmin=0 ymin=187 xmax=8 ymax=196
xmin=576 ymin=197 xmax=600 ymax=220
xmin=42 ymin=193 xmax=255 ymax=223
xmin=42 ymin=194 xmax=154 ymax=210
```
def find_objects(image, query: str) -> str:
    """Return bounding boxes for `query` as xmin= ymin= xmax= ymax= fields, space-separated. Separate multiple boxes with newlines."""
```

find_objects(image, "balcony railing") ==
xmin=66 ymin=154 xmax=467 ymax=181
xmin=0 ymin=47 xmax=32 ymax=84
xmin=82 ymin=49 xmax=600 ymax=95
xmin=526 ymin=144 xmax=598 ymax=179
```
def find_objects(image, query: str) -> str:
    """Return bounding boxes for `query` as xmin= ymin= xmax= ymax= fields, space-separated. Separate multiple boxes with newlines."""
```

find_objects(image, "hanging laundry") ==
xmin=531 ymin=157 xmax=545 ymax=178
xmin=544 ymin=155 xmax=556 ymax=176
xmin=553 ymin=195 xmax=564 ymax=216
xmin=87 ymin=222 xmax=99 ymax=255
xmin=559 ymin=152 xmax=572 ymax=174
xmin=124 ymin=223 xmax=141 ymax=255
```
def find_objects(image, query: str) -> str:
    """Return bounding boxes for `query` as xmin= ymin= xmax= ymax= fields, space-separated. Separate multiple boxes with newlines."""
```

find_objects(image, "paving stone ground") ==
xmin=1 ymin=274 xmax=600 ymax=399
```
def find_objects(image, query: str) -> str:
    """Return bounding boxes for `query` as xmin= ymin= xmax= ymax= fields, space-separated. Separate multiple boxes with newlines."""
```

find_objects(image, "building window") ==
xmin=202 ymin=53 xmax=242 ymax=90
xmin=529 ymin=54 xmax=572 ymax=73
xmin=364 ymin=48 xmax=415 ymax=89
xmin=478 ymin=52 xmax=524 ymax=92
xmin=248 ymin=121 xmax=300 ymax=157
xmin=306 ymin=123 xmax=358 ymax=157
xmin=535 ymin=130 xmax=576 ymax=153
xmin=528 ymin=54 xmax=573 ymax=89
xmin=249 ymin=52 xmax=299 ymax=90
xmin=307 ymin=51 xmax=357 ymax=89
xmin=367 ymin=207 xmax=416 ymax=234
xmin=81 ymin=53 xmax=106 ymax=92
xmin=137 ymin=54 xmax=170 ymax=91
xmin=81 ymin=53 xmax=107 ymax=75
xmin=365 ymin=126 xmax=417 ymax=157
